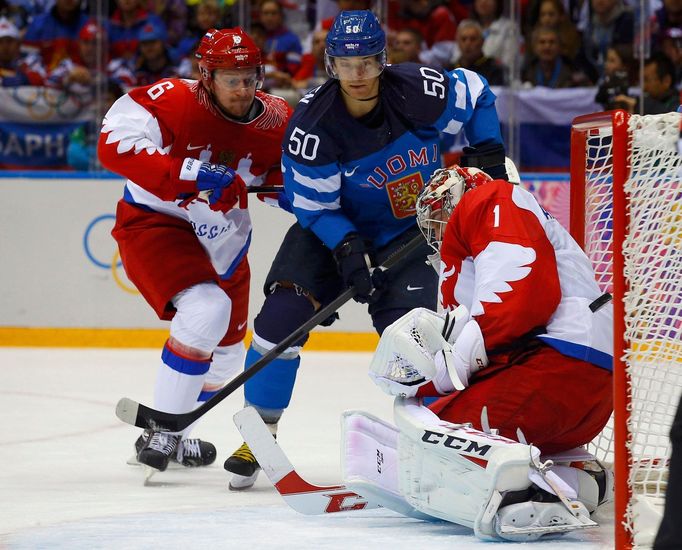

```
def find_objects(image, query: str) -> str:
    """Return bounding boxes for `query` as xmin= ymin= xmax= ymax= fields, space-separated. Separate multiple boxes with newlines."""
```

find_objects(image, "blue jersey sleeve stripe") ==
xmin=442 ymin=119 xmax=464 ymax=135
xmin=290 ymin=165 xmax=341 ymax=194
xmin=453 ymin=76 xmax=467 ymax=110
xmin=460 ymin=68 xmax=485 ymax=109
xmin=292 ymin=193 xmax=341 ymax=211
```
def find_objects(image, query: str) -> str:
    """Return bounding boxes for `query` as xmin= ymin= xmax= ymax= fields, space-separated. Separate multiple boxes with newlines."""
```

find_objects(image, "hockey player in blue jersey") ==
xmin=225 ymin=9 xmax=508 ymax=489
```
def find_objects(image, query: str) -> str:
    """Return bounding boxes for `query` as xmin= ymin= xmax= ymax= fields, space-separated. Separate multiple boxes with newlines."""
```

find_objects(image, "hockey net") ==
xmin=570 ymin=110 xmax=682 ymax=549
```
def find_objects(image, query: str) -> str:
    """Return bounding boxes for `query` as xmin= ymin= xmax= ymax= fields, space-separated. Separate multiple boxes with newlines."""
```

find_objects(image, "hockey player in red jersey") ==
xmin=371 ymin=164 xmax=614 ymax=452
xmin=342 ymin=164 xmax=615 ymax=540
xmin=98 ymin=28 xmax=292 ymax=475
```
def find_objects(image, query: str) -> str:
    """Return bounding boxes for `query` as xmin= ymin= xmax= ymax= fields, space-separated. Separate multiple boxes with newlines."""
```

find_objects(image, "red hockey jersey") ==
xmin=440 ymin=179 xmax=613 ymax=369
xmin=98 ymin=79 xmax=292 ymax=278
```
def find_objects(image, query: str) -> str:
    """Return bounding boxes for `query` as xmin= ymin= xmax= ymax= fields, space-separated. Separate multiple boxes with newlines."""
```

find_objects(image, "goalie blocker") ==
xmin=342 ymin=397 xmax=602 ymax=542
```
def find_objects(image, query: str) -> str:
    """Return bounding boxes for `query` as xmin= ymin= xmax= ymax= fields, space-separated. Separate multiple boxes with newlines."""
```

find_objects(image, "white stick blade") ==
xmin=116 ymin=398 xmax=139 ymax=425
xmin=233 ymin=407 xmax=294 ymax=484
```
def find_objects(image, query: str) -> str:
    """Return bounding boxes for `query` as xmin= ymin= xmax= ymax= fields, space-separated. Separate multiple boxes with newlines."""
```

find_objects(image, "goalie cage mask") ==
xmin=416 ymin=165 xmax=493 ymax=253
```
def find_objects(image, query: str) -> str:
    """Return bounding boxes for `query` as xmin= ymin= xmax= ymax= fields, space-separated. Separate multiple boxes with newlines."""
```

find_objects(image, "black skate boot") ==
xmin=132 ymin=430 xmax=216 ymax=468
xmin=137 ymin=431 xmax=179 ymax=472
xmin=177 ymin=438 xmax=217 ymax=467
xmin=134 ymin=429 xmax=151 ymax=455
xmin=225 ymin=442 xmax=260 ymax=490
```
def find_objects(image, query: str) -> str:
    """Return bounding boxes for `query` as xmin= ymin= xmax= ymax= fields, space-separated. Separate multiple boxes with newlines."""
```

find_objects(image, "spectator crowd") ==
xmin=0 ymin=0 xmax=680 ymax=117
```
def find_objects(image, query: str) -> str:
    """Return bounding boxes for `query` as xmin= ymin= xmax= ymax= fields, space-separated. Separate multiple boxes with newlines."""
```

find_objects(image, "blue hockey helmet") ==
xmin=325 ymin=10 xmax=387 ymax=79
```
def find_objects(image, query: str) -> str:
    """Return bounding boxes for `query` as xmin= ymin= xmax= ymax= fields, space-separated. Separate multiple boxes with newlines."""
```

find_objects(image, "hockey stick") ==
xmin=247 ymin=186 xmax=281 ymax=194
xmin=234 ymin=407 xmax=380 ymax=514
xmin=115 ymin=232 xmax=425 ymax=432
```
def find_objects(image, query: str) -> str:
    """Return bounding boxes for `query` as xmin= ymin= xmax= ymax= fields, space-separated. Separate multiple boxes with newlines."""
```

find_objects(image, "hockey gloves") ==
xmin=460 ymin=142 xmax=508 ymax=181
xmin=333 ymin=234 xmax=386 ymax=304
xmin=196 ymin=162 xmax=247 ymax=212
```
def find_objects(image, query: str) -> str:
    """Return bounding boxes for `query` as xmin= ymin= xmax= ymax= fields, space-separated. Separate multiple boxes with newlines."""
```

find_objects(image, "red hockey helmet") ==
xmin=195 ymin=28 xmax=264 ymax=88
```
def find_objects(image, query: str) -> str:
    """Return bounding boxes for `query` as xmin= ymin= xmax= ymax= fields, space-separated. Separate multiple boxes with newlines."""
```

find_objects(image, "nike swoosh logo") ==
xmin=344 ymin=166 xmax=358 ymax=177
xmin=237 ymin=321 xmax=247 ymax=331
xmin=187 ymin=143 xmax=205 ymax=151
xmin=406 ymin=285 xmax=424 ymax=291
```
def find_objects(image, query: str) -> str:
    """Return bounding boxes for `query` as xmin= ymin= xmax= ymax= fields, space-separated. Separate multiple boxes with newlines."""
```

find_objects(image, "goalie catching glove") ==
xmin=369 ymin=306 xmax=488 ymax=396
xmin=177 ymin=157 xmax=247 ymax=211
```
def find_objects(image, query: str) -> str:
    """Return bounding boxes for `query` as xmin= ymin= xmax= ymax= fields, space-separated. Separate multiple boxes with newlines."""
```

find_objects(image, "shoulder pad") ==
xmin=382 ymin=64 xmax=449 ymax=126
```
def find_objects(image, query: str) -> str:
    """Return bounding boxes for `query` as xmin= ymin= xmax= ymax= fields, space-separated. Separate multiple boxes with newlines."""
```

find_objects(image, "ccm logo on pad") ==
xmin=421 ymin=430 xmax=492 ymax=457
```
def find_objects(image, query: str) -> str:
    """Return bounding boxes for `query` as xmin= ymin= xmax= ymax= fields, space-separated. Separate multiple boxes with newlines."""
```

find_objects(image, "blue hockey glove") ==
xmin=196 ymin=162 xmax=236 ymax=191
xmin=333 ymin=234 xmax=385 ymax=304
xmin=196 ymin=162 xmax=246 ymax=212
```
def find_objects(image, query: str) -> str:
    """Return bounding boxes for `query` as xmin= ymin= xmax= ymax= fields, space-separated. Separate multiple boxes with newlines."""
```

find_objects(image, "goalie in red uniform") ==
xmin=340 ymin=164 xmax=615 ymax=541
xmin=97 ymin=28 xmax=292 ymax=475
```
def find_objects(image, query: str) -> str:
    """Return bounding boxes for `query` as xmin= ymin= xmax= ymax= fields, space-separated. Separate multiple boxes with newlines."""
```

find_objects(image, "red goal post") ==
xmin=570 ymin=110 xmax=682 ymax=549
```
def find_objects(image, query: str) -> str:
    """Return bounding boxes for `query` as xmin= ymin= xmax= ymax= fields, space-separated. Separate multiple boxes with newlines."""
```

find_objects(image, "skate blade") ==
xmin=228 ymin=471 xmax=260 ymax=491
xmin=143 ymin=465 xmax=158 ymax=486
xmin=128 ymin=454 xmax=183 ymax=470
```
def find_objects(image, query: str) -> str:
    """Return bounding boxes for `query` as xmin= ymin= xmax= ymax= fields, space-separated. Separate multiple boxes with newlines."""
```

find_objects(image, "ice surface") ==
xmin=0 ymin=348 xmax=614 ymax=549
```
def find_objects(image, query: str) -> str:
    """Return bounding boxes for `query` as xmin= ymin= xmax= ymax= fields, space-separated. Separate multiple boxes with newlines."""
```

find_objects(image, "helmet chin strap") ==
xmin=339 ymin=84 xmax=379 ymax=102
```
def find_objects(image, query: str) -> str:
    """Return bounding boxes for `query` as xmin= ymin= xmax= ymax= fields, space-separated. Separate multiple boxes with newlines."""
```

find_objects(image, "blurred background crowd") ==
xmin=0 ymin=0 xmax=680 ymax=171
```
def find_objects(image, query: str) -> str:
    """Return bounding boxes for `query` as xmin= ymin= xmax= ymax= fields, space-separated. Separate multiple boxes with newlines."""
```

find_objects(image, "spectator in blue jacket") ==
xmin=0 ymin=17 xmax=45 ymax=86
xmin=259 ymin=0 xmax=303 ymax=77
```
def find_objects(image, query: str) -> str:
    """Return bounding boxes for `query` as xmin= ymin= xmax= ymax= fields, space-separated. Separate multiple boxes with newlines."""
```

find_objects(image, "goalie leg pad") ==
xmin=341 ymin=410 xmax=431 ymax=520
xmin=392 ymin=397 xmax=538 ymax=536
xmin=391 ymin=398 xmax=598 ymax=541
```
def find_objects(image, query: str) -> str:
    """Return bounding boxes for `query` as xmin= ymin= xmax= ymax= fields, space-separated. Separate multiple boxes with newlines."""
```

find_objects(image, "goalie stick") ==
xmin=115 ymin=232 xmax=425 ymax=432
xmin=233 ymin=407 xmax=380 ymax=514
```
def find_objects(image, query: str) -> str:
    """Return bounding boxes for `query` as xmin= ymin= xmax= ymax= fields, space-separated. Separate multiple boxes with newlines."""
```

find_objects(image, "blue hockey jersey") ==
xmin=281 ymin=63 xmax=504 ymax=250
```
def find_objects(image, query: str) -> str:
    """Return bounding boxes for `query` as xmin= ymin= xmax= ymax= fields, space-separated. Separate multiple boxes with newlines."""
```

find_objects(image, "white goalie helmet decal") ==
xmin=416 ymin=165 xmax=492 ymax=252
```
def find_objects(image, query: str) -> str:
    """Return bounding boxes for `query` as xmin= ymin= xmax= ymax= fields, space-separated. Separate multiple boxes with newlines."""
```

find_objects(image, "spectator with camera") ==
xmin=594 ymin=44 xmax=633 ymax=110
xmin=613 ymin=52 xmax=680 ymax=115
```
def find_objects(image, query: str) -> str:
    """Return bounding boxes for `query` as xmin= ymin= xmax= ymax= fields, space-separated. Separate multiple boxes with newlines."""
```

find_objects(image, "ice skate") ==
xmin=137 ymin=431 xmax=179 ymax=472
xmin=225 ymin=442 xmax=261 ymax=490
xmin=177 ymin=438 xmax=217 ymax=467
xmin=129 ymin=430 xmax=216 ymax=469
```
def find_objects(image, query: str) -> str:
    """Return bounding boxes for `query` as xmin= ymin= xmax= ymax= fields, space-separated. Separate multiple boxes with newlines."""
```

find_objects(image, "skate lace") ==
xmin=148 ymin=432 xmax=178 ymax=454
xmin=231 ymin=442 xmax=256 ymax=463
xmin=179 ymin=438 xmax=202 ymax=459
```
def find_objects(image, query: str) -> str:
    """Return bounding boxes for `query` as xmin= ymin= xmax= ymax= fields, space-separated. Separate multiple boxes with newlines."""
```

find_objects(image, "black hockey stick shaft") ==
xmin=247 ymin=186 xmax=281 ymax=194
xmin=116 ymin=232 xmax=425 ymax=432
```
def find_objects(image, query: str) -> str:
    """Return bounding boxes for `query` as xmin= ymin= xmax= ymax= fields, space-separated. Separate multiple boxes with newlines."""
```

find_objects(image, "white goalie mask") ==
xmin=416 ymin=165 xmax=492 ymax=253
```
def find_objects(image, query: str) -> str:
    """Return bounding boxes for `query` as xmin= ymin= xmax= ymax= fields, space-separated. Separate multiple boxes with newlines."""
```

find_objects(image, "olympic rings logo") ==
xmin=83 ymin=214 xmax=139 ymax=295
xmin=9 ymin=86 xmax=88 ymax=121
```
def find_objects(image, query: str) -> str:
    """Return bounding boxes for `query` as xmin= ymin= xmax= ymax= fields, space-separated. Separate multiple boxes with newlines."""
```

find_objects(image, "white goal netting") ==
xmin=575 ymin=111 xmax=682 ymax=547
